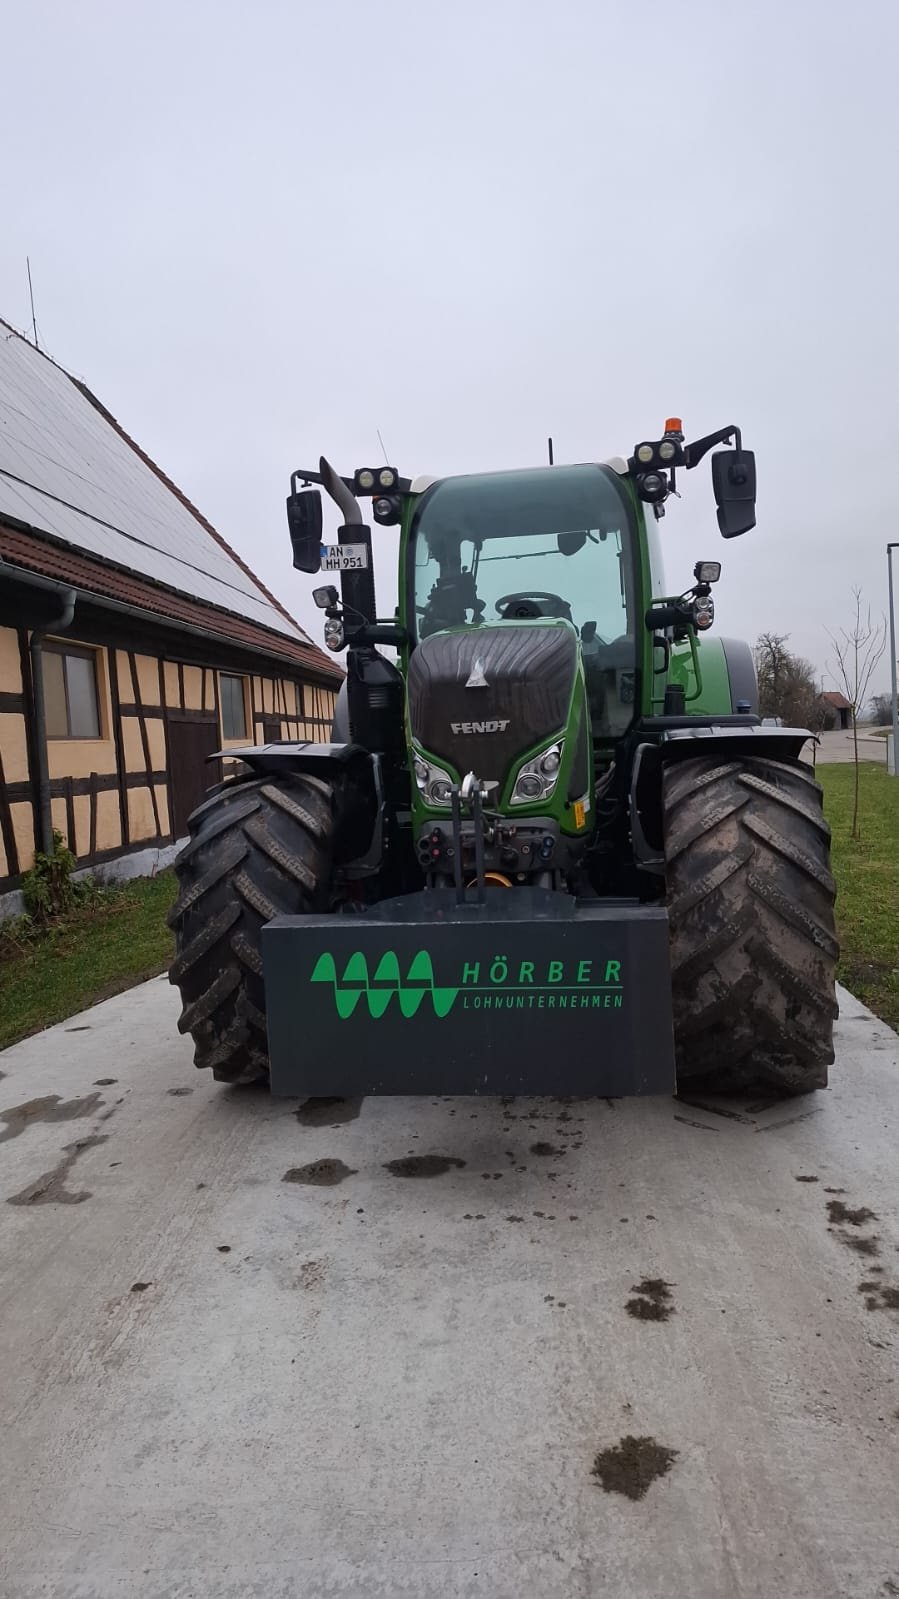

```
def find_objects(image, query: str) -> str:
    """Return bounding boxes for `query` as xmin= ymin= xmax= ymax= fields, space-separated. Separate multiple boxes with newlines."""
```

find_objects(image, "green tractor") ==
xmin=168 ymin=420 xmax=838 ymax=1099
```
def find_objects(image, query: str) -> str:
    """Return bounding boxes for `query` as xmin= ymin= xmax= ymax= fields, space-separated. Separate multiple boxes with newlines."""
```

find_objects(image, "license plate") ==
xmin=320 ymin=543 xmax=369 ymax=572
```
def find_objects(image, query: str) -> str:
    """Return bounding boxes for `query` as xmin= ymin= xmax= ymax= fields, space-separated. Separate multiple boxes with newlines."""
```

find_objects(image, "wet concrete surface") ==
xmin=0 ymin=975 xmax=898 ymax=1597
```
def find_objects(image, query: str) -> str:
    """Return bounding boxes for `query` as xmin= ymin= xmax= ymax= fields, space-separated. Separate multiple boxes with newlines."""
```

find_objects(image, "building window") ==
xmin=43 ymin=643 xmax=102 ymax=738
xmin=219 ymin=673 xmax=248 ymax=739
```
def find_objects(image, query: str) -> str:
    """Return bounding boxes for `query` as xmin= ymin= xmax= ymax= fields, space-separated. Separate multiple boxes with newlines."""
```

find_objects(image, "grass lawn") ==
xmin=817 ymin=763 xmax=899 ymax=1032
xmin=0 ymin=871 xmax=177 ymax=1051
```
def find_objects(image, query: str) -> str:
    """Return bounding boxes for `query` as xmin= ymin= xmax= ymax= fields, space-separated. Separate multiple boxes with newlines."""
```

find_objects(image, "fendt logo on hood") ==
xmin=451 ymin=719 xmax=510 ymax=734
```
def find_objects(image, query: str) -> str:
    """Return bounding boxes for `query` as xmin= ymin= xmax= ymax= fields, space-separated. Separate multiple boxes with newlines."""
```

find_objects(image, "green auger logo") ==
xmin=310 ymin=951 xmax=459 ymax=1019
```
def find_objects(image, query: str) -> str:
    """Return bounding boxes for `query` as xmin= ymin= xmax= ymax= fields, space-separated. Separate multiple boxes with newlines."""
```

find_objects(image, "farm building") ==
xmin=816 ymin=690 xmax=852 ymax=731
xmin=0 ymin=318 xmax=341 ymax=912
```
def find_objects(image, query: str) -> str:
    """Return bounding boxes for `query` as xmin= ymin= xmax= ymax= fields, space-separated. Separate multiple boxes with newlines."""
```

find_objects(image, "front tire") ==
xmin=664 ymin=755 xmax=839 ymax=1096
xmin=168 ymin=773 xmax=334 ymax=1083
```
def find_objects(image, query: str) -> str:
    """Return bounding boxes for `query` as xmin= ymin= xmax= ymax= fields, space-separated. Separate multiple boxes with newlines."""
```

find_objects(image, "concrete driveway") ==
xmin=1 ymin=978 xmax=898 ymax=1599
xmin=811 ymin=727 xmax=891 ymax=764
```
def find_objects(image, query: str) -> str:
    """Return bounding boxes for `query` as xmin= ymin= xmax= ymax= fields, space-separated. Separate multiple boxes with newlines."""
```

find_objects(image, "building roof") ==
xmin=818 ymin=691 xmax=852 ymax=709
xmin=0 ymin=318 xmax=340 ymax=681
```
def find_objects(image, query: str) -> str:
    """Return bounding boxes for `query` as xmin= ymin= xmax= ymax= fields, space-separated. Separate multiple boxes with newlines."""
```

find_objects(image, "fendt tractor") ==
xmin=168 ymin=421 xmax=838 ymax=1099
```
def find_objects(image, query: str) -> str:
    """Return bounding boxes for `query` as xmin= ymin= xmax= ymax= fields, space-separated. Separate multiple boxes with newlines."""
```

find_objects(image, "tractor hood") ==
xmin=406 ymin=620 xmax=578 ymax=785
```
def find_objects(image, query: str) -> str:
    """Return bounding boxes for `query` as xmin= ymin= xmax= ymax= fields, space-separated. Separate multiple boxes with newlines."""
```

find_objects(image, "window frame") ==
xmin=43 ymin=640 xmax=104 ymax=741
xmin=218 ymin=671 xmax=249 ymax=741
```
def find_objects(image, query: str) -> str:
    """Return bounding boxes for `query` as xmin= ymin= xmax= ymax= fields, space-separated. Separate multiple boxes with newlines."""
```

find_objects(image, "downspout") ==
xmin=28 ymin=587 xmax=76 ymax=854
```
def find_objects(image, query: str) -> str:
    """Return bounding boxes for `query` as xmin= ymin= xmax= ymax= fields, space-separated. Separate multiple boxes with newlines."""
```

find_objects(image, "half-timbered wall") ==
xmin=0 ymin=624 xmax=338 ymax=891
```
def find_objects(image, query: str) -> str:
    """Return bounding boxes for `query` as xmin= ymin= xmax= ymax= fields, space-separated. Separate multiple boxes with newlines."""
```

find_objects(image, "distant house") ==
xmin=816 ymin=690 xmax=852 ymax=731
xmin=0 ymin=319 xmax=342 ymax=913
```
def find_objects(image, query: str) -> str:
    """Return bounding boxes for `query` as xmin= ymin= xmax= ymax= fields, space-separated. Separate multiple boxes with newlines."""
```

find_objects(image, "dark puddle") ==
xmin=0 ymin=1092 xmax=103 ymax=1145
xmin=384 ymin=1155 xmax=465 ymax=1178
xmin=295 ymin=1097 xmax=363 ymax=1127
xmin=626 ymin=1278 xmax=675 ymax=1322
xmin=592 ymin=1435 xmax=678 ymax=1500
xmin=7 ymin=1134 xmax=109 ymax=1206
xmin=282 ymin=1159 xmax=357 ymax=1187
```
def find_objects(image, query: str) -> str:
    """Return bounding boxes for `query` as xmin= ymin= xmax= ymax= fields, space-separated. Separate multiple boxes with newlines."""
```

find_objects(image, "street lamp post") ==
xmin=883 ymin=543 xmax=889 ymax=780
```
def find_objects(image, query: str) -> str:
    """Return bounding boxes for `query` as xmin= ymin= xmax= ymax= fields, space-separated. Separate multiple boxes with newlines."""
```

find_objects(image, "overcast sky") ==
xmin=2 ymin=0 xmax=897 ymax=698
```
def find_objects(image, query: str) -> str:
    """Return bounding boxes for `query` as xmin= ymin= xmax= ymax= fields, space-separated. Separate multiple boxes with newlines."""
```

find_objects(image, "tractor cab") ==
xmin=407 ymin=463 xmax=638 ymax=747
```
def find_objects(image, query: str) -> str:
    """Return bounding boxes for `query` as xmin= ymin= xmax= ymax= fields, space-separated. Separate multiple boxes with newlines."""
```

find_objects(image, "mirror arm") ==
xmin=683 ymin=425 xmax=743 ymax=469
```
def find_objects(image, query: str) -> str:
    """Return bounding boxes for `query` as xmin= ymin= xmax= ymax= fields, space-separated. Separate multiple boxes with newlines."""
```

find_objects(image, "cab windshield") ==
xmin=410 ymin=464 xmax=638 ymax=738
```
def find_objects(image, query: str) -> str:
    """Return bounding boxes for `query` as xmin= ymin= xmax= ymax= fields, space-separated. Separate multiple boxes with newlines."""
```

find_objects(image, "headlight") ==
xmin=412 ymin=750 xmax=455 ymax=808
xmin=511 ymin=742 xmax=564 ymax=806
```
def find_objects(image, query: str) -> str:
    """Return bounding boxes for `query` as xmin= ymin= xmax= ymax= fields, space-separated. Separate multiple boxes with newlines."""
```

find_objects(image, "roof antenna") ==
xmin=548 ymin=436 xmax=554 ymax=465
xmin=376 ymin=428 xmax=390 ymax=465
xmin=26 ymin=257 xmax=39 ymax=350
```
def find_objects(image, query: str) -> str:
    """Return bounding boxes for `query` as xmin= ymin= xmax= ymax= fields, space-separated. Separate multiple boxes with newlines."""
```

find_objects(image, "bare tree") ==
xmin=755 ymin=632 xmax=822 ymax=728
xmin=868 ymin=691 xmax=895 ymax=726
xmin=826 ymin=590 xmax=888 ymax=839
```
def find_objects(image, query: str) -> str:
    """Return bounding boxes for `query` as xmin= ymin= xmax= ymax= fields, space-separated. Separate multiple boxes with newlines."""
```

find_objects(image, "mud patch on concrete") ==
xmin=824 ymin=1186 xmax=846 ymax=1195
xmin=384 ymin=1155 xmax=465 ymax=1178
xmin=842 ymin=1234 xmax=881 ymax=1258
xmin=0 ymin=1092 xmax=103 ymax=1145
xmin=7 ymin=1133 xmax=109 ymax=1206
xmin=529 ymin=1142 xmax=561 ymax=1158
xmin=859 ymin=1281 xmax=899 ymax=1313
xmin=591 ymin=1435 xmax=678 ymax=1501
xmin=295 ymin=1096 xmax=363 ymax=1127
xmin=282 ymin=1159 xmax=357 ymax=1187
xmin=795 ymin=1174 xmax=818 ymax=1183
xmin=130 ymin=1281 xmax=151 ymax=1293
xmin=298 ymin=1259 xmax=326 ymax=1288
xmin=167 ymin=1086 xmax=194 ymax=1097
xmin=93 ymin=1078 xmax=117 ymax=1086
xmin=827 ymin=1199 xmax=878 ymax=1226
xmin=626 ymin=1278 xmax=675 ymax=1322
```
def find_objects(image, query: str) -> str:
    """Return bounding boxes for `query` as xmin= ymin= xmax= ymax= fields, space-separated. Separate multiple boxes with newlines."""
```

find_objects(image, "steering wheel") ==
xmin=495 ymin=591 xmax=571 ymax=620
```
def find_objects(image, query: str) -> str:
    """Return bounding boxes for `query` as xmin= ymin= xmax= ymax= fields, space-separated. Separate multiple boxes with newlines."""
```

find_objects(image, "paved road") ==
xmin=811 ymin=727 xmax=891 ymax=765
xmin=1 ymin=978 xmax=898 ymax=1598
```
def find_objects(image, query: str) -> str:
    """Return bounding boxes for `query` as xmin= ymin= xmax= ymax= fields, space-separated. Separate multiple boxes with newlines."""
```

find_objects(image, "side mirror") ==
xmin=712 ymin=449 xmax=756 ymax=538
xmin=286 ymin=488 xmax=323 ymax=573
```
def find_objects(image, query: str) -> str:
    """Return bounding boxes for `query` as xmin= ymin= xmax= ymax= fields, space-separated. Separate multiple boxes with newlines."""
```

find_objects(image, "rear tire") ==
xmin=664 ymin=755 xmax=839 ymax=1096
xmin=168 ymin=773 xmax=335 ymax=1083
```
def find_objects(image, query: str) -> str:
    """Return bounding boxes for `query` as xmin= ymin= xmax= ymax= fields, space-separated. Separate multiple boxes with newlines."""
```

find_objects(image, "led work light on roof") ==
xmin=636 ymin=442 xmax=655 ymax=465
xmin=658 ymin=439 xmax=677 ymax=462
xmin=636 ymin=471 xmax=668 ymax=505
xmin=355 ymin=468 xmax=376 ymax=492
xmin=378 ymin=467 xmax=397 ymax=489
xmin=373 ymin=494 xmax=403 ymax=525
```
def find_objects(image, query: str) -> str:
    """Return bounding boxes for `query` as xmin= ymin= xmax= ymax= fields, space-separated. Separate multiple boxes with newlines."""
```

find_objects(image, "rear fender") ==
xmin=216 ymin=741 xmax=382 ymax=868
xmin=630 ymin=723 xmax=815 ymax=870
